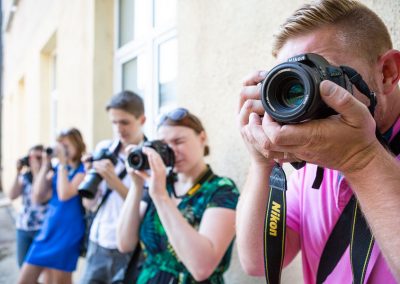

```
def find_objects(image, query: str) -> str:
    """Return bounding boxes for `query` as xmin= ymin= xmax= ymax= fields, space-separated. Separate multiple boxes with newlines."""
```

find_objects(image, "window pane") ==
xmin=119 ymin=0 xmax=134 ymax=47
xmin=122 ymin=55 xmax=145 ymax=96
xmin=154 ymin=0 xmax=176 ymax=28
xmin=158 ymin=38 xmax=177 ymax=107
xmin=119 ymin=0 xmax=147 ymax=47
xmin=135 ymin=0 xmax=147 ymax=39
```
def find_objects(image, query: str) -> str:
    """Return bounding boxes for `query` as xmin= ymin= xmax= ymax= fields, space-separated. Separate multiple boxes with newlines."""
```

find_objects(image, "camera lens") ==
xmin=261 ymin=64 xmax=318 ymax=123
xmin=46 ymin=147 xmax=53 ymax=156
xmin=130 ymin=154 xmax=141 ymax=166
xmin=127 ymin=151 xmax=146 ymax=170
xmin=78 ymin=149 xmax=118 ymax=199
xmin=281 ymin=81 xmax=305 ymax=108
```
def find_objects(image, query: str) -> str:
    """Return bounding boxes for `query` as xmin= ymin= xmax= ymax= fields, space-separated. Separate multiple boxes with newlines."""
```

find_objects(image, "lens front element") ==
xmin=281 ymin=80 xmax=305 ymax=108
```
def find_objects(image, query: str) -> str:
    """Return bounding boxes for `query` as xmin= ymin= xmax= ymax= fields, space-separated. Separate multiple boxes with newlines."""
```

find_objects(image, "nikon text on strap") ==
xmin=264 ymin=164 xmax=287 ymax=284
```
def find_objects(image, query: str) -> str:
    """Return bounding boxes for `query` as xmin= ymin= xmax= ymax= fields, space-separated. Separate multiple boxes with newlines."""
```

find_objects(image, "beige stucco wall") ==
xmin=177 ymin=0 xmax=400 ymax=283
xmin=2 ymin=0 xmax=114 ymax=193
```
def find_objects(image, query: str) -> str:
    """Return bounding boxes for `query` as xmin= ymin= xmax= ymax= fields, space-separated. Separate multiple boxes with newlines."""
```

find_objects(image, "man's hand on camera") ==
xmin=93 ymin=159 xmax=119 ymax=188
xmin=263 ymin=80 xmax=380 ymax=174
xmin=238 ymin=70 xmax=291 ymax=165
xmin=81 ymin=154 xmax=93 ymax=172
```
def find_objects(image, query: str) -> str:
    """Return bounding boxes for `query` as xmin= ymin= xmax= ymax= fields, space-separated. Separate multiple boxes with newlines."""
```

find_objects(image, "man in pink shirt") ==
xmin=236 ymin=0 xmax=400 ymax=283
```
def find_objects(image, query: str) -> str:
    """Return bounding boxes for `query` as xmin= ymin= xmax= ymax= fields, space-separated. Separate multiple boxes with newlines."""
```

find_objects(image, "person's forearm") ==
xmin=117 ymin=184 xmax=142 ymax=252
xmin=345 ymin=146 xmax=400 ymax=280
xmin=9 ymin=174 xmax=23 ymax=200
xmin=56 ymin=167 xmax=78 ymax=201
xmin=107 ymin=176 xmax=129 ymax=199
xmin=152 ymin=195 xmax=222 ymax=281
xmin=236 ymin=162 xmax=273 ymax=276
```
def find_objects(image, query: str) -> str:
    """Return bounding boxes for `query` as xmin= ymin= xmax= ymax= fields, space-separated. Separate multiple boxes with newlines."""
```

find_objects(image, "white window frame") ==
xmin=114 ymin=0 xmax=177 ymax=136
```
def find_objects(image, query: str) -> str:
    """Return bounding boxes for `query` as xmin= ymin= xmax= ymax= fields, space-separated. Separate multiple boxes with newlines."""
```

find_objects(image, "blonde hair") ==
xmin=272 ymin=0 xmax=392 ymax=63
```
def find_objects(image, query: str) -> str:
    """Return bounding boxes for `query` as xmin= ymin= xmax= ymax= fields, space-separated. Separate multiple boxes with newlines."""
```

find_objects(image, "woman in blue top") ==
xmin=8 ymin=145 xmax=48 ymax=267
xmin=18 ymin=128 xmax=87 ymax=284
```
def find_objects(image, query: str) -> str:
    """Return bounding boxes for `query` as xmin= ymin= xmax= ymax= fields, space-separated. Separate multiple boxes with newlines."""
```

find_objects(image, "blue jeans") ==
xmin=79 ymin=241 xmax=132 ymax=284
xmin=16 ymin=229 xmax=39 ymax=267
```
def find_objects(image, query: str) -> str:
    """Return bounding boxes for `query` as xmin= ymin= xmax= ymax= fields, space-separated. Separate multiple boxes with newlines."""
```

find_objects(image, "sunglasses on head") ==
xmin=157 ymin=108 xmax=189 ymax=126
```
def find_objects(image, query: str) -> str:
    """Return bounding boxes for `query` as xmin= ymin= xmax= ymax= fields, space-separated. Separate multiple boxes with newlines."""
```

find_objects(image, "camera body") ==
xmin=19 ymin=156 xmax=30 ymax=167
xmin=78 ymin=148 xmax=119 ymax=199
xmin=261 ymin=53 xmax=353 ymax=123
xmin=127 ymin=140 xmax=175 ymax=170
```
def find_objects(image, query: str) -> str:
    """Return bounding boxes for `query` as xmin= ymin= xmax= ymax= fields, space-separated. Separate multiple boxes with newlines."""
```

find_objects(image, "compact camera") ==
xmin=261 ymin=53 xmax=353 ymax=123
xmin=127 ymin=140 xmax=175 ymax=170
xmin=78 ymin=148 xmax=119 ymax=199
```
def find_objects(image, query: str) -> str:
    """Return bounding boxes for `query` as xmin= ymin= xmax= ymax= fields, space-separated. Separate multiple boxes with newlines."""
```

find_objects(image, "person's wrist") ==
xmin=58 ymin=164 xmax=68 ymax=171
xmin=250 ymin=156 xmax=275 ymax=171
xmin=342 ymin=141 xmax=383 ymax=178
xmin=150 ymin=190 xmax=169 ymax=204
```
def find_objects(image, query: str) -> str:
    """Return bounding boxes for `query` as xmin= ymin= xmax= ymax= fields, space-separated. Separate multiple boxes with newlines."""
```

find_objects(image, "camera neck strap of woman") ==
xmin=167 ymin=165 xmax=215 ymax=199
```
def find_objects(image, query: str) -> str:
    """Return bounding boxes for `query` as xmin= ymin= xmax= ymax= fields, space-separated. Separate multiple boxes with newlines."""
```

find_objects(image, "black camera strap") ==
xmin=168 ymin=165 xmax=215 ymax=199
xmin=317 ymin=128 xmax=400 ymax=284
xmin=264 ymin=129 xmax=399 ymax=283
xmin=264 ymin=163 xmax=287 ymax=284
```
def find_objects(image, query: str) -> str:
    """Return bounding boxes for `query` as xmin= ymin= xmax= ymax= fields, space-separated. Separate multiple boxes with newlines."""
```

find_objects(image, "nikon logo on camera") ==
xmin=287 ymin=55 xmax=306 ymax=62
xmin=269 ymin=201 xmax=281 ymax=237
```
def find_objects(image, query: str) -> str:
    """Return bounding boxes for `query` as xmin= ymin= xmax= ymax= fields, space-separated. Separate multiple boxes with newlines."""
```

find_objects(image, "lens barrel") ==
xmin=261 ymin=53 xmax=342 ymax=123
xmin=78 ymin=149 xmax=118 ymax=199
xmin=127 ymin=150 xmax=149 ymax=170
xmin=261 ymin=63 xmax=320 ymax=123
xmin=78 ymin=169 xmax=103 ymax=199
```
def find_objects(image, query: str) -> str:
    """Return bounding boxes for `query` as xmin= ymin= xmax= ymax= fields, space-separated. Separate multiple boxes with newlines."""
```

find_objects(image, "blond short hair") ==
xmin=272 ymin=0 xmax=392 ymax=62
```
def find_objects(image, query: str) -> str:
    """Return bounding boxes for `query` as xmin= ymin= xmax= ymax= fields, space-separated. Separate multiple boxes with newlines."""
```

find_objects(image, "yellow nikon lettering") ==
xmin=269 ymin=201 xmax=281 ymax=237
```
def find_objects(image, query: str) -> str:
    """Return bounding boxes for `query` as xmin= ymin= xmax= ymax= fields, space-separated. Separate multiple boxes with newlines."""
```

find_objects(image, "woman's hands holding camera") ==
xmin=54 ymin=142 xmax=68 ymax=166
xmin=130 ymin=147 xmax=169 ymax=201
xmin=125 ymin=145 xmax=145 ymax=192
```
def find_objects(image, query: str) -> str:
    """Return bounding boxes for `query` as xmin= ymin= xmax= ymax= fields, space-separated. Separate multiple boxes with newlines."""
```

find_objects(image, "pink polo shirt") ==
xmin=285 ymin=119 xmax=400 ymax=283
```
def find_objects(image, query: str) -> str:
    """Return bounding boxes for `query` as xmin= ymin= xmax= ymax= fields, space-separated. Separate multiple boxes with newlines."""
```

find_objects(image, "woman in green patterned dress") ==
xmin=117 ymin=108 xmax=239 ymax=283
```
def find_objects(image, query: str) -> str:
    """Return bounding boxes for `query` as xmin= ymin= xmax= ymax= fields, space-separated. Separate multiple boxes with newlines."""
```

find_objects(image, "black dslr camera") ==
xmin=261 ymin=53 xmax=353 ymax=123
xmin=127 ymin=140 xmax=175 ymax=170
xmin=78 ymin=148 xmax=118 ymax=199
xmin=19 ymin=156 xmax=30 ymax=167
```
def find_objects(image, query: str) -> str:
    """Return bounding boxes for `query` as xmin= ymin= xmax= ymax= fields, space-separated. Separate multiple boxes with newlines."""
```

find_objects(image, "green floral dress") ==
xmin=137 ymin=169 xmax=239 ymax=284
